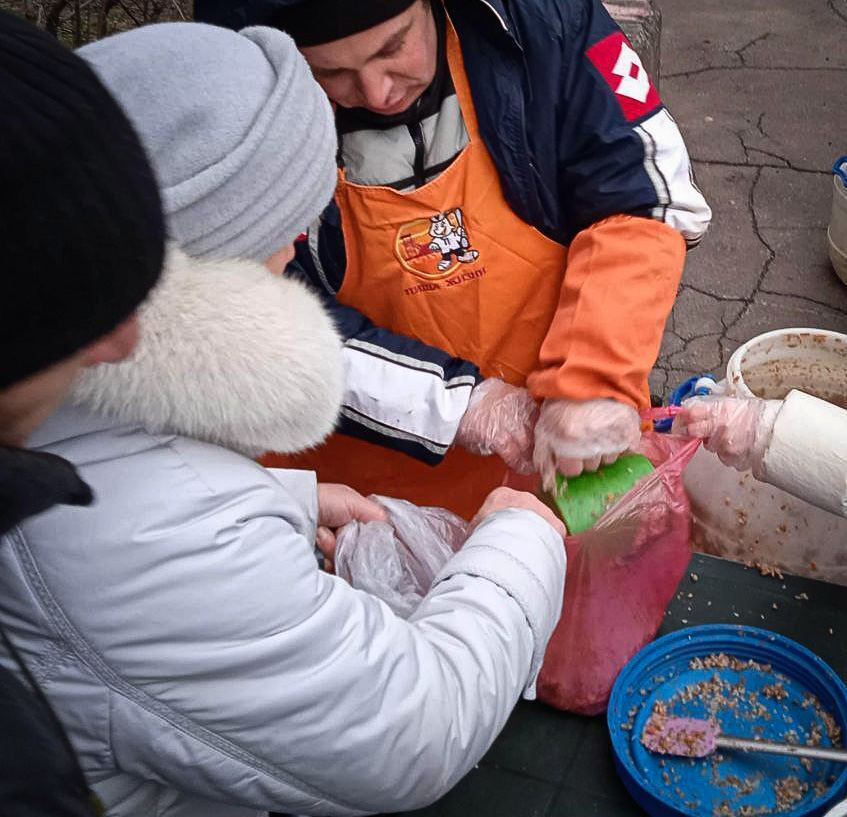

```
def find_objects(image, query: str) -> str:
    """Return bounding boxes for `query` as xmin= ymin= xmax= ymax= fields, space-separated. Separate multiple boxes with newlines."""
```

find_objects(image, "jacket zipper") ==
xmin=409 ymin=98 xmax=426 ymax=188
xmin=476 ymin=0 xmax=509 ymax=33
xmin=472 ymin=0 xmax=522 ymax=51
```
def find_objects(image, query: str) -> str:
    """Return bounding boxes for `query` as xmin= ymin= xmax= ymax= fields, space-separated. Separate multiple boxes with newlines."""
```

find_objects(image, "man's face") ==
xmin=300 ymin=0 xmax=438 ymax=115
xmin=0 ymin=315 xmax=140 ymax=447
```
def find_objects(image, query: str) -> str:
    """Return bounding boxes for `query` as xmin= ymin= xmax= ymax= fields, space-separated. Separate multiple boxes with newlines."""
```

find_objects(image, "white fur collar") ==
xmin=71 ymin=247 xmax=343 ymax=456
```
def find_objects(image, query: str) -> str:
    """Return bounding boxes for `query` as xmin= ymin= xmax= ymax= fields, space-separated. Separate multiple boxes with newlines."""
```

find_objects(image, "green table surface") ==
xmin=387 ymin=553 xmax=847 ymax=817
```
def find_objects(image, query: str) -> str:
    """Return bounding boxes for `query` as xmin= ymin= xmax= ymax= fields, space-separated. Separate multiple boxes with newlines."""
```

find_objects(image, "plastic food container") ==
xmin=609 ymin=625 xmax=847 ymax=817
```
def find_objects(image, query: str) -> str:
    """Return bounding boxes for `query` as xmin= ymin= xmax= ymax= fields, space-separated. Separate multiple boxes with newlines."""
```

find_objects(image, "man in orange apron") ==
xmin=200 ymin=0 xmax=712 ymax=519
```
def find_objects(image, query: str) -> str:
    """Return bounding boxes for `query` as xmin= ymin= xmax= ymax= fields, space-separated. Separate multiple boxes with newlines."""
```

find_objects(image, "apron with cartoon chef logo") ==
xmin=271 ymin=19 xmax=569 ymax=519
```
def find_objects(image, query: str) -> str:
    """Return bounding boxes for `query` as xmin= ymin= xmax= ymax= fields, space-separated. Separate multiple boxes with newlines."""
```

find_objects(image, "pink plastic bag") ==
xmin=536 ymin=433 xmax=701 ymax=715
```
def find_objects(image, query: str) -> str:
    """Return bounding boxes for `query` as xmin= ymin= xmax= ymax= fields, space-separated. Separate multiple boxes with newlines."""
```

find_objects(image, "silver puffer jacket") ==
xmin=0 ymin=249 xmax=565 ymax=817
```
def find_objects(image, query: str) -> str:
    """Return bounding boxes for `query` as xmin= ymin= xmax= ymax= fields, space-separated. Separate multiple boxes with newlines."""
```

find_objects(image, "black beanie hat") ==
xmin=0 ymin=11 xmax=165 ymax=389
xmin=270 ymin=0 xmax=417 ymax=47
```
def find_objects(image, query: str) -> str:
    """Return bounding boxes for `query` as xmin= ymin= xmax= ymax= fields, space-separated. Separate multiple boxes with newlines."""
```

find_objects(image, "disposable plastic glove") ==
xmin=533 ymin=398 xmax=641 ymax=491
xmin=454 ymin=378 xmax=539 ymax=474
xmin=674 ymin=395 xmax=781 ymax=474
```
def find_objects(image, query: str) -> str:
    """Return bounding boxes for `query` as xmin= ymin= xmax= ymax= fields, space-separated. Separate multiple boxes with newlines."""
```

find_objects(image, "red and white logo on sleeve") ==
xmin=586 ymin=32 xmax=661 ymax=122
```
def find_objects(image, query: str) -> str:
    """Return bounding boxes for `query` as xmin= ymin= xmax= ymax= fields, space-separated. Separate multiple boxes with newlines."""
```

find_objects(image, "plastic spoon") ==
xmin=642 ymin=715 xmax=847 ymax=764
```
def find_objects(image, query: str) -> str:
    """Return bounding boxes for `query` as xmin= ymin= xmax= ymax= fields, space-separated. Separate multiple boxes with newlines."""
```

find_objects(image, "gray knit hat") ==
xmin=78 ymin=23 xmax=336 ymax=262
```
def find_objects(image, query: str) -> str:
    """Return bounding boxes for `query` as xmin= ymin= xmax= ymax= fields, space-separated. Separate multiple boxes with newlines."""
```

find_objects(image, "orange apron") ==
xmin=269 ymin=20 xmax=569 ymax=519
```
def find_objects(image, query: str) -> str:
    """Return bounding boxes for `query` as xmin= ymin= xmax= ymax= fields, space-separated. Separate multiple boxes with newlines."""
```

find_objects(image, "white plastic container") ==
xmin=683 ymin=328 xmax=847 ymax=584
xmin=830 ymin=160 xmax=847 ymax=285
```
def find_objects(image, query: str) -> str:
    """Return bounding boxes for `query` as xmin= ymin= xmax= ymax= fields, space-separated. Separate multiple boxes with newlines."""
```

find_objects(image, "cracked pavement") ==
xmin=649 ymin=0 xmax=847 ymax=397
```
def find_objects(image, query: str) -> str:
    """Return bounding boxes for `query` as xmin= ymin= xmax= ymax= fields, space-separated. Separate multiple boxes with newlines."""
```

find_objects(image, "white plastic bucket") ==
xmin=726 ymin=328 xmax=847 ymax=406
xmin=830 ymin=159 xmax=847 ymax=284
xmin=683 ymin=328 xmax=847 ymax=584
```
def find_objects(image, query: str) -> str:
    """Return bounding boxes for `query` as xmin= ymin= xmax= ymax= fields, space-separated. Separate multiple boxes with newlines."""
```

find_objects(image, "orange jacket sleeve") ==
xmin=527 ymin=214 xmax=685 ymax=410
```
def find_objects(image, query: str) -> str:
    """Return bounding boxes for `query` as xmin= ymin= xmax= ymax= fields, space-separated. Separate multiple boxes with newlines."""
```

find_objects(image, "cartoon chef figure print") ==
xmin=428 ymin=208 xmax=479 ymax=272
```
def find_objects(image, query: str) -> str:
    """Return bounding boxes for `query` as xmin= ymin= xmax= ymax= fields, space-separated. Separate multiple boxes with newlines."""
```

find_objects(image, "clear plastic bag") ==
xmin=334 ymin=495 xmax=468 ymax=618
xmin=536 ymin=433 xmax=701 ymax=715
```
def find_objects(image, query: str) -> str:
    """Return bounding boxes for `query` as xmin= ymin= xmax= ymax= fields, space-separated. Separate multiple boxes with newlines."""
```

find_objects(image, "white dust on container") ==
xmin=684 ymin=328 xmax=847 ymax=585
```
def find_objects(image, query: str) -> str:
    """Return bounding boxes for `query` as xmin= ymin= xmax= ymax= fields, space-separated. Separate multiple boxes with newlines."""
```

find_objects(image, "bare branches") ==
xmin=43 ymin=0 xmax=70 ymax=36
xmin=94 ymin=0 xmax=116 ymax=38
xmin=1 ymin=0 xmax=193 ymax=44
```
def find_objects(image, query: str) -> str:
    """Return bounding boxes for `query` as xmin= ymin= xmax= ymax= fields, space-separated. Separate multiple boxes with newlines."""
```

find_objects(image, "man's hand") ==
xmin=316 ymin=484 xmax=388 ymax=564
xmin=532 ymin=398 xmax=641 ymax=491
xmin=673 ymin=396 xmax=781 ymax=474
xmin=469 ymin=487 xmax=566 ymax=541
xmin=455 ymin=378 xmax=538 ymax=474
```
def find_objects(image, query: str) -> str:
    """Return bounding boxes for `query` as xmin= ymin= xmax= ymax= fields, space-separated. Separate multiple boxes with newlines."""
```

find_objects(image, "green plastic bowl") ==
xmin=548 ymin=453 xmax=654 ymax=534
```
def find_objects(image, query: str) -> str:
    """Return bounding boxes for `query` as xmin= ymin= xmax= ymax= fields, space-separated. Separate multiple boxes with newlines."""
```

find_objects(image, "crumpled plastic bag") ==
xmin=334 ymin=495 xmax=468 ymax=618
xmin=536 ymin=433 xmax=701 ymax=715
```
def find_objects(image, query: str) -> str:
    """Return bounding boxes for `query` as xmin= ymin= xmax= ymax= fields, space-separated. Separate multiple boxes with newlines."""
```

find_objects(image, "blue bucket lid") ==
xmin=608 ymin=626 xmax=847 ymax=817
xmin=834 ymin=157 xmax=847 ymax=185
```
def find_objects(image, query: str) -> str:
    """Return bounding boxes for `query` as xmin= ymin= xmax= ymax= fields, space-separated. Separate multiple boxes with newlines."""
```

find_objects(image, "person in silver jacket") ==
xmin=0 ymin=23 xmax=567 ymax=817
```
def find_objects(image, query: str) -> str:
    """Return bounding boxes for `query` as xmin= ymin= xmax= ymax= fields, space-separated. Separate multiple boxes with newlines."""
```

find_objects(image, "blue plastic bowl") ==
xmin=608 ymin=626 xmax=847 ymax=817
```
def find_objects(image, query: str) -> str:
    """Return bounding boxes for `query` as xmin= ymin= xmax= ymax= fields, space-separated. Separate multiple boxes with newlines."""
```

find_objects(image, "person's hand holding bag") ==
xmin=470 ymin=487 xmax=567 ymax=541
xmin=532 ymin=398 xmax=641 ymax=491
xmin=316 ymin=483 xmax=388 ymax=565
xmin=455 ymin=378 xmax=538 ymax=474
xmin=674 ymin=396 xmax=780 ymax=475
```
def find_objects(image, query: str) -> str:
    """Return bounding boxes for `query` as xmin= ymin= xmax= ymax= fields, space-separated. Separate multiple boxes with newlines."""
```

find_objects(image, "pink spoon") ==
xmin=641 ymin=715 xmax=847 ymax=763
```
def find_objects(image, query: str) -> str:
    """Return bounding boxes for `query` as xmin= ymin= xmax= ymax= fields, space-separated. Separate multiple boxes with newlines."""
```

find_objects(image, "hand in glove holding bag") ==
xmin=533 ymin=398 xmax=641 ymax=491
xmin=674 ymin=396 xmax=780 ymax=475
xmin=455 ymin=378 xmax=539 ymax=474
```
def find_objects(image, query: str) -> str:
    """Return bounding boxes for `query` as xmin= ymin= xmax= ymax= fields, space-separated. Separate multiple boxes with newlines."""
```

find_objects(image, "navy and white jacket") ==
xmin=196 ymin=0 xmax=711 ymax=463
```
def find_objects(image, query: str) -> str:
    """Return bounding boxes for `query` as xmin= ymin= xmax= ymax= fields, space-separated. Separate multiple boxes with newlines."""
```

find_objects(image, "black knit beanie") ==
xmin=270 ymin=0 xmax=417 ymax=46
xmin=0 ymin=11 xmax=165 ymax=389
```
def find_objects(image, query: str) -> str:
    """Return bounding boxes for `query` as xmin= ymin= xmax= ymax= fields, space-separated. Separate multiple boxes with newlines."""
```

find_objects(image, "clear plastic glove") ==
xmin=673 ymin=395 xmax=781 ymax=474
xmin=533 ymin=398 xmax=641 ymax=491
xmin=316 ymin=483 xmax=389 ymax=566
xmin=455 ymin=378 xmax=539 ymax=474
